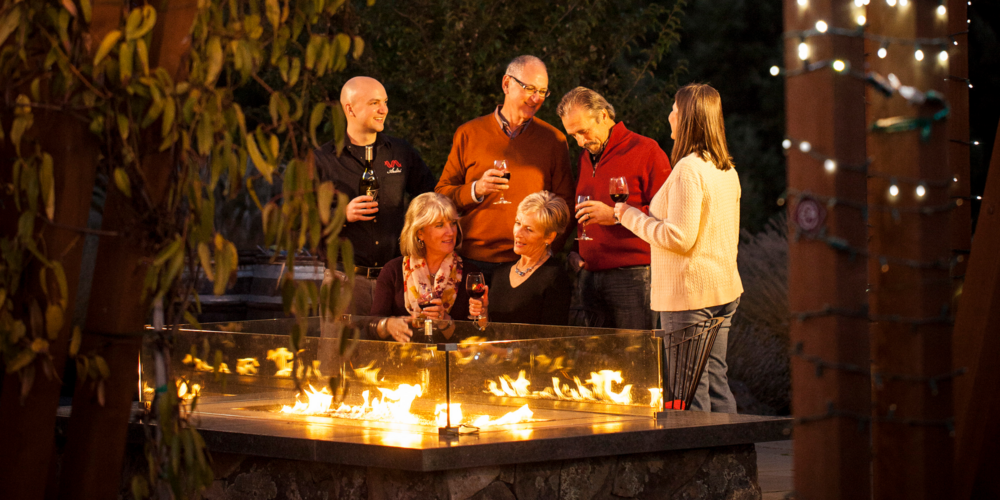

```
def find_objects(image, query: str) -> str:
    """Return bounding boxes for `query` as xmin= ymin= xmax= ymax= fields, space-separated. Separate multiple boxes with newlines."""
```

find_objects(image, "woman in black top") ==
xmin=470 ymin=191 xmax=572 ymax=326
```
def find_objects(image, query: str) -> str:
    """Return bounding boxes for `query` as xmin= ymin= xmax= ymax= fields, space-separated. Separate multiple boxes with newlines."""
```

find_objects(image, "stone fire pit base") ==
xmin=158 ymin=443 xmax=760 ymax=500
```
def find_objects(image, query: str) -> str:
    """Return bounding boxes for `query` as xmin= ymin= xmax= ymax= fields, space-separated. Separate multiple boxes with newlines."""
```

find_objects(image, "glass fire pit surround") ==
xmin=139 ymin=316 xmax=665 ymax=435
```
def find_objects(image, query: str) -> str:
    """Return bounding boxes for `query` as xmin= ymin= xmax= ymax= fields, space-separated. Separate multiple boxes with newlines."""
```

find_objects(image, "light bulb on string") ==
xmin=824 ymin=159 xmax=837 ymax=173
xmin=887 ymin=0 xmax=896 ymax=6
xmin=798 ymin=42 xmax=810 ymax=61
xmin=937 ymin=5 xmax=947 ymax=16
xmin=857 ymin=15 xmax=867 ymax=25
xmin=953 ymin=177 xmax=959 ymax=183
xmin=832 ymin=60 xmax=846 ymax=72
xmin=799 ymin=141 xmax=812 ymax=153
xmin=816 ymin=20 xmax=828 ymax=33
xmin=878 ymin=42 xmax=888 ymax=59
xmin=974 ymin=141 xmax=980 ymax=145
xmin=797 ymin=0 xmax=807 ymax=5
xmin=889 ymin=184 xmax=900 ymax=197
xmin=938 ymin=50 xmax=949 ymax=62
xmin=916 ymin=185 xmax=927 ymax=198
xmin=770 ymin=65 xmax=780 ymax=76
xmin=899 ymin=0 xmax=908 ymax=6
xmin=854 ymin=0 xmax=863 ymax=6
xmin=914 ymin=46 xmax=924 ymax=61
xmin=782 ymin=139 xmax=792 ymax=150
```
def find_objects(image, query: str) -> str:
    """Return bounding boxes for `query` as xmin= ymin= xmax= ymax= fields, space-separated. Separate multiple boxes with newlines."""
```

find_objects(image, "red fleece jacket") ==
xmin=575 ymin=122 xmax=672 ymax=272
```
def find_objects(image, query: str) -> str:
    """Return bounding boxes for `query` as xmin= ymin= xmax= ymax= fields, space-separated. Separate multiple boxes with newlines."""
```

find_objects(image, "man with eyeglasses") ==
xmin=436 ymin=55 xmax=574 ymax=284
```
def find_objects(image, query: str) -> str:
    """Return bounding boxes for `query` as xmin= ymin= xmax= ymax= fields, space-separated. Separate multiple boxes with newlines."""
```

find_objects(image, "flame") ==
xmin=181 ymin=353 xmax=231 ymax=373
xmin=353 ymin=361 xmax=382 ymax=385
xmin=177 ymin=379 xmax=201 ymax=401
xmin=485 ymin=370 xmax=642 ymax=406
xmin=434 ymin=403 xmax=463 ymax=427
xmin=236 ymin=358 xmax=260 ymax=375
xmin=648 ymin=388 xmax=663 ymax=409
xmin=267 ymin=348 xmax=295 ymax=376
xmin=472 ymin=404 xmax=533 ymax=428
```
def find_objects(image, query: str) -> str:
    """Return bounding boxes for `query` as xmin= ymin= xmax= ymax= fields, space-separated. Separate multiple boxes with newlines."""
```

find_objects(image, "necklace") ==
xmin=513 ymin=255 xmax=546 ymax=277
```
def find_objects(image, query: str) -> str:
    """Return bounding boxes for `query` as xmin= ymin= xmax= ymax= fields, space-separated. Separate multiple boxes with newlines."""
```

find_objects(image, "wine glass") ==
xmin=576 ymin=194 xmax=593 ymax=241
xmin=493 ymin=160 xmax=512 ymax=205
xmin=466 ymin=273 xmax=486 ymax=320
xmin=610 ymin=177 xmax=629 ymax=204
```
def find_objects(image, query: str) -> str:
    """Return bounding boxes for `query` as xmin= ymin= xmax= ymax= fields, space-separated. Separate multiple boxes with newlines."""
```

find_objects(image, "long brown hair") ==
xmin=670 ymin=83 xmax=735 ymax=171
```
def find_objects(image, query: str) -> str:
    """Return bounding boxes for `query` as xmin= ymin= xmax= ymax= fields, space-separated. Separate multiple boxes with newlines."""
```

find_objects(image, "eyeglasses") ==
xmin=507 ymin=75 xmax=551 ymax=99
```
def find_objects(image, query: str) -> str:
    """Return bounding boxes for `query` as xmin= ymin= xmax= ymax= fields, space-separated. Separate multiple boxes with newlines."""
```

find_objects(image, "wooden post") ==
xmin=946 ymin=0 xmax=971 ymax=287
xmin=866 ymin=0 xmax=954 ymax=497
xmin=952 ymin=122 xmax=1000 ymax=498
xmin=785 ymin=0 xmax=871 ymax=498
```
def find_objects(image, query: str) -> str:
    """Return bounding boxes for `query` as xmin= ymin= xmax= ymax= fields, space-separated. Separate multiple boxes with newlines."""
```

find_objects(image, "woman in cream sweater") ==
xmin=614 ymin=83 xmax=742 ymax=413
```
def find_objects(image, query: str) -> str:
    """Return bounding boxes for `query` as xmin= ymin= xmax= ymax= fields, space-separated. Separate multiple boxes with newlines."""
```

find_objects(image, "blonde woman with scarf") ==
xmin=371 ymin=193 xmax=481 ymax=342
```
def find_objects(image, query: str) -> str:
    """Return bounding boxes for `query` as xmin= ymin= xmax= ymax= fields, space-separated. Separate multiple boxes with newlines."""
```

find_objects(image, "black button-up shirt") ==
xmin=315 ymin=133 xmax=436 ymax=267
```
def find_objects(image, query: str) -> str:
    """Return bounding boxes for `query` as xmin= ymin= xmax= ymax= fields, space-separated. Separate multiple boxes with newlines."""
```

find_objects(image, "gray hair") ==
xmin=556 ymin=86 xmax=616 ymax=121
xmin=400 ymin=193 xmax=462 ymax=257
xmin=505 ymin=55 xmax=546 ymax=79
xmin=517 ymin=191 xmax=570 ymax=237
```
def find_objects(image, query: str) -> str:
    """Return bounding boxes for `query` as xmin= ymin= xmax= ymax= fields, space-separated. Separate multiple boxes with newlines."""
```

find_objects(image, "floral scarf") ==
xmin=402 ymin=253 xmax=463 ymax=316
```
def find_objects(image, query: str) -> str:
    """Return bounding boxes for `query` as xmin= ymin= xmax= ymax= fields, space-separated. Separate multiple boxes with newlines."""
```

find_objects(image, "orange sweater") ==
xmin=436 ymin=114 xmax=574 ymax=262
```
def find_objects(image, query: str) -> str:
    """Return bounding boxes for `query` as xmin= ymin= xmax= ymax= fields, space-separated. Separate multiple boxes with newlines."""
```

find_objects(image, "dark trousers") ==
xmin=573 ymin=266 xmax=657 ymax=330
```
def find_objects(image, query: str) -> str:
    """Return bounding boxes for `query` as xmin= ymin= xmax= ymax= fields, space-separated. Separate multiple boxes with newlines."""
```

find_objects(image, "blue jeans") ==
xmin=660 ymin=297 xmax=740 ymax=413
xmin=576 ymin=266 xmax=657 ymax=330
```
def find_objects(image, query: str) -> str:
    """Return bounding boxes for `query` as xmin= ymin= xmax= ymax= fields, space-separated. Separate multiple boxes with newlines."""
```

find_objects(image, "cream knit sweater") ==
xmin=621 ymin=153 xmax=743 ymax=312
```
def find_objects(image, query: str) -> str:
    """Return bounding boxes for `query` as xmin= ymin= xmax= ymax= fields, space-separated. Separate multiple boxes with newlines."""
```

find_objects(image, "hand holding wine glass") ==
xmin=418 ymin=291 xmax=444 ymax=320
xmin=466 ymin=273 xmax=487 ymax=320
xmin=576 ymin=194 xmax=593 ymax=240
xmin=492 ymin=160 xmax=512 ymax=205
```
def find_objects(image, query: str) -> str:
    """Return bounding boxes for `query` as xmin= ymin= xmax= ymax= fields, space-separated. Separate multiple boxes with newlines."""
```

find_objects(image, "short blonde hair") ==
xmin=517 ymin=191 xmax=570 ymax=237
xmin=400 ymin=193 xmax=461 ymax=257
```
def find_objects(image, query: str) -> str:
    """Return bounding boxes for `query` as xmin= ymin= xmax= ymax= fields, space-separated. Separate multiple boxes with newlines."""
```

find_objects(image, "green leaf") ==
xmin=0 ymin=7 xmax=22 ymax=48
xmin=131 ymin=476 xmax=149 ymax=500
xmin=265 ymin=0 xmax=280 ymax=28
xmin=6 ymin=349 xmax=35 ymax=374
xmin=305 ymin=35 xmax=322 ymax=70
xmin=113 ymin=168 xmax=132 ymax=198
xmin=135 ymin=38 xmax=149 ymax=76
xmin=10 ymin=320 xmax=27 ymax=344
xmin=331 ymin=104 xmax=346 ymax=156
xmin=40 ymin=153 xmax=55 ymax=220
xmin=317 ymin=181 xmax=334 ymax=225
xmin=153 ymin=237 xmax=182 ymax=267
xmin=45 ymin=304 xmax=63 ymax=340
xmin=309 ymin=102 xmax=326 ymax=149
xmin=52 ymin=261 xmax=68 ymax=308
xmin=80 ymin=0 xmax=91 ymax=23
xmin=352 ymin=36 xmax=364 ymax=60
xmin=127 ymin=5 xmax=156 ymax=40
xmin=119 ymin=40 xmax=134 ymax=83
xmin=124 ymin=7 xmax=143 ymax=39
xmin=197 ymin=116 xmax=213 ymax=156
xmin=198 ymin=242 xmax=214 ymax=282
xmin=205 ymin=36 xmax=223 ymax=86
xmin=69 ymin=326 xmax=82 ymax=357
xmin=93 ymin=355 xmax=110 ymax=379
xmin=245 ymin=134 xmax=274 ymax=183
xmin=117 ymin=113 xmax=130 ymax=141
xmin=93 ymin=30 xmax=121 ymax=67
xmin=288 ymin=57 xmax=301 ymax=86
xmin=161 ymin=97 xmax=175 ymax=138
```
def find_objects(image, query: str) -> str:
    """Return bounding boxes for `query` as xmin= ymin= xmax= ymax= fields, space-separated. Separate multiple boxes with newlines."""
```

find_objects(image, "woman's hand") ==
xmin=469 ymin=285 xmax=490 ymax=317
xmin=420 ymin=298 xmax=449 ymax=320
xmin=385 ymin=317 xmax=414 ymax=343
xmin=613 ymin=202 xmax=629 ymax=224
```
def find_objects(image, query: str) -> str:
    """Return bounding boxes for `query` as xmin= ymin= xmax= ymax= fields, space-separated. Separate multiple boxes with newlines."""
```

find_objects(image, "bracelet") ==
xmin=377 ymin=318 xmax=389 ymax=337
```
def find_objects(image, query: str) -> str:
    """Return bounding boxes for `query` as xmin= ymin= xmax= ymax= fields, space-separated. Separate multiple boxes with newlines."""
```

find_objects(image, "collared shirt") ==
xmin=314 ymin=133 xmax=437 ymax=268
xmin=587 ymin=135 xmax=611 ymax=168
xmin=494 ymin=105 xmax=532 ymax=139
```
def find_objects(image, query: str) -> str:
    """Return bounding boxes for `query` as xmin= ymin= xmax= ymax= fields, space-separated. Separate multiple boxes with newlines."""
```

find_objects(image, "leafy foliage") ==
xmin=0 ymin=0 xmax=365 ymax=497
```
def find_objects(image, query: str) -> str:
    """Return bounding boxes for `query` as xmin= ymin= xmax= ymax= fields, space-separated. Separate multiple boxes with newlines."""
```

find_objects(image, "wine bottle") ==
xmin=359 ymin=145 xmax=379 ymax=222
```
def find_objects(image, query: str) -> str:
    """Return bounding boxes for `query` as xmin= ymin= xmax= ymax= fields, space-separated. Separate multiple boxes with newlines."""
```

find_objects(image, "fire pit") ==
xmin=128 ymin=317 xmax=791 ymax=499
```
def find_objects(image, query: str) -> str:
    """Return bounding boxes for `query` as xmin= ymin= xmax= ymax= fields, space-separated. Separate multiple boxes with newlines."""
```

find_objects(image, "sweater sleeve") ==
xmin=621 ymin=164 xmax=703 ymax=254
xmin=435 ymin=127 xmax=480 ymax=211
xmin=371 ymin=261 xmax=401 ymax=316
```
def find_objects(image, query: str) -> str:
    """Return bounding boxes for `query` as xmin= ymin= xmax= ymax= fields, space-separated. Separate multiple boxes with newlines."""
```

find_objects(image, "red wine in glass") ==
xmin=610 ymin=193 xmax=628 ymax=203
xmin=493 ymin=160 xmax=512 ymax=205
xmin=466 ymin=272 xmax=486 ymax=319
xmin=610 ymin=177 xmax=629 ymax=204
xmin=502 ymin=172 xmax=511 ymax=181
xmin=468 ymin=283 xmax=487 ymax=300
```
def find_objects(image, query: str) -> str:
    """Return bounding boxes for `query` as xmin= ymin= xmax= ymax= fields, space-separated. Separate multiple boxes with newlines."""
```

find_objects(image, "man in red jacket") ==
xmin=557 ymin=87 xmax=672 ymax=329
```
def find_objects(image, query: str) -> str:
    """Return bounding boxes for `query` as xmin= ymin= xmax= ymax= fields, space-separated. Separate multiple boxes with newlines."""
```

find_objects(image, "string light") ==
xmin=889 ymin=184 xmax=900 ymax=197
xmin=887 ymin=0 xmax=896 ymax=6
xmin=797 ymin=0 xmax=807 ymax=5
xmin=855 ymin=0 xmax=863 ymax=6
xmin=832 ymin=59 xmax=847 ymax=72
xmin=799 ymin=141 xmax=812 ymax=153
xmin=816 ymin=20 xmax=829 ymax=33
xmin=899 ymin=0 xmax=908 ymax=6
xmin=878 ymin=44 xmax=888 ymax=59
xmin=937 ymin=5 xmax=947 ymax=16
xmin=798 ymin=41 xmax=810 ymax=60
xmin=770 ymin=65 xmax=780 ymax=76
xmin=916 ymin=185 xmax=927 ymax=198
xmin=914 ymin=47 xmax=924 ymax=61
xmin=857 ymin=15 xmax=867 ymax=26
xmin=782 ymin=139 xmax=792 ymax=149
xmin=938 ymin=50 xmax=949 ymax=62
xmin=824 ymin=159 xmax=837 ymax=172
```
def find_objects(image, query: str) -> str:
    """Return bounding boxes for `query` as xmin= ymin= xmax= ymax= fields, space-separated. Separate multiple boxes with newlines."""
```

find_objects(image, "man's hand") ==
xmin=568 ymin=251 xmax=586 ymax=272
xmin=474 ymin=169 xmax=510 ymax=198
xmin=346 ymin=195 xmax=378 ymax=222
xmin=575 ymin=200 xmax=616 ymax=226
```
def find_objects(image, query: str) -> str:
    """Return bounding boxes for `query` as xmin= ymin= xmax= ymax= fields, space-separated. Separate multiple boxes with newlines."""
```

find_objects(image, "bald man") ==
xmin=316 ymin=76 xmax=436 ymax=315
xmin=435 ymin=55 xmax=574 ymax=283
